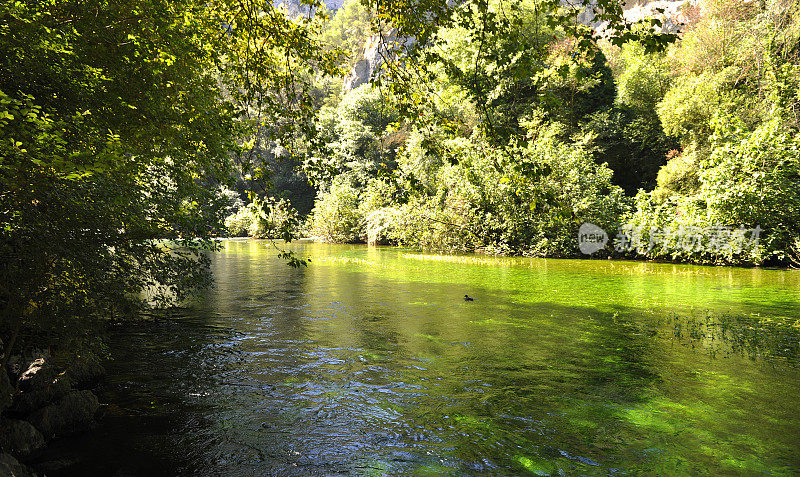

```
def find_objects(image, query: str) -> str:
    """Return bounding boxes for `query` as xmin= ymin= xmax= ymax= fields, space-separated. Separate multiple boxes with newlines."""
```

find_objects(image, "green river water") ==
xmin=47 ymin=240 xmax=800 ymax=475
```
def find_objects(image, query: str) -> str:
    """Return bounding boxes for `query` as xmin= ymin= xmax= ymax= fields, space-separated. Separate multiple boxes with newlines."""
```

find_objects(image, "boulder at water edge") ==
xmin=11 ymin=360 xmax=73 ymax=415
xmin=0 ymin=369 xmax=13 ymax=414
xmin=28 ymin=390 xmax=99 ymax=439
xmin=65 ymin=358 xmax=106 ymax=390
xmin=0 ymin=419 xmax=45 ymax=460
xmin=0 ymin=453 xmax=37 ymax=477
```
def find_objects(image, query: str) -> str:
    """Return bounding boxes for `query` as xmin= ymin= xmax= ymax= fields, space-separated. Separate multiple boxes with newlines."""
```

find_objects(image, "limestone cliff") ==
xmin=593 ymin=0 xmax=700 ymax=36
xmin=343 ymin=29 xmax=414 ymax=92
xmin=342 ymin=0 xmax=699 ymax=92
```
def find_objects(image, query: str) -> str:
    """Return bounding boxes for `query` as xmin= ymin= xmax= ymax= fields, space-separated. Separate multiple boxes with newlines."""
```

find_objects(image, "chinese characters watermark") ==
xmin=578 ymin=223 xmax=762 ymax=255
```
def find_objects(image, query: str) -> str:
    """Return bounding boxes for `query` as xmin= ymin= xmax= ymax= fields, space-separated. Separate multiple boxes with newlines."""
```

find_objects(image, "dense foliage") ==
xmin=4 ymin=0 xmax=800 ymax=365
xmin=298 ymin=0 xmax=800 ymax=267
xmin=0 ymin=0 xmax=339 ymax=358
xmin=626 ymin=0 xmax=800 ymax=265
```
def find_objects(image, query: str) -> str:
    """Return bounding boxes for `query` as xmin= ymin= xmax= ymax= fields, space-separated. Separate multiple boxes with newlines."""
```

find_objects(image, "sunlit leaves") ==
xmin=0 ymin=0 xmax=345 ymax=357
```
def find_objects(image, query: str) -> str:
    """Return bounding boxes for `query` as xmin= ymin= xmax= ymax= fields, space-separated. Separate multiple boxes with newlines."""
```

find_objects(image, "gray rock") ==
xmin=11 ymin=362 xmax=72 ymax=415
xmin=32 ymin=458 xmax=79 ymax=475
xmin=572 ymin=0 xmax=695 ymax=36
xmin=16 ymin=358 xmax=46 ymax=391
xmin=342 ymin=29 xmax=415 ymax=92
xmin=0 ymin=420 xmax=45 ymax=459
xmin=28 ymin=390 xmax=99 ymax=439
xmin=344 ymin=58 xmax=370 ymax=91
xmin=0 ymin=370 xmax=13 ymax=414
xmin=65 ymin=358 xmax=106 ymax=390
xmin=5 ymin=355 xmax=22 ymax=381
xmin=0 ymin=453 xmax=38 ymax=477
xmin=16 ymin=350 xmax=50 ymax=383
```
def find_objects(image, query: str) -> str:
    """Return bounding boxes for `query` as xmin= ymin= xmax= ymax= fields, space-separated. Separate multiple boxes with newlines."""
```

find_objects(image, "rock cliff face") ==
xmin=342 ymin=29 xmax=414 ymax=92
xmin=341 ymin=0 xmax=699 ymax=92
xmin=277 ymin=0 xmax=346 ymax=17
xmin=592 ymin=0 xmax=700 ymax=36
xmin=342 ymin=33 xmax=382 ymax=92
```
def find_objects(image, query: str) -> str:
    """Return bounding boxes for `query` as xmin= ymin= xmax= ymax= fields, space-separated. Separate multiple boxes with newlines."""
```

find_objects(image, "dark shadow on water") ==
xmin=33 ymin=243 xmax=800 ymax=476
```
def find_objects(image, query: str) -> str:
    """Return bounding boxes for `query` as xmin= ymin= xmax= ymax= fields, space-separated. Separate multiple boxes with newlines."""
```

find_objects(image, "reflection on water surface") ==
xmin=45 ymin=240 xmax=800 ymax=475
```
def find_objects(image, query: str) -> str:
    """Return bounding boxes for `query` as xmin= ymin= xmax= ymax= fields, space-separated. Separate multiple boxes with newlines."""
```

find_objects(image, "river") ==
xmin=42 ymin=240 xmax=800 ymax=475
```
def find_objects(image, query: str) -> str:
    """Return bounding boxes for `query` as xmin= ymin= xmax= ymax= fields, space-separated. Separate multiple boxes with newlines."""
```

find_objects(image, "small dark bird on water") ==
xmin=464 ymin=295 xmax=474 ymax=301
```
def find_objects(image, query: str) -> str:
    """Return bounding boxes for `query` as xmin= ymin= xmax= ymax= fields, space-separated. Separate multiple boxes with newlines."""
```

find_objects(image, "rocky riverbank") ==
xmin=0 ymin=342 xmax=106 ymax=476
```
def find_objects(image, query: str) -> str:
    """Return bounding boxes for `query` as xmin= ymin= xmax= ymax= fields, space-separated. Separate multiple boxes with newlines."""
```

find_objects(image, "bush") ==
xmin=625 ymin=117 xmax=800 ymax=265
xmin=224 ymin=207 xmax=258 ymax=237
xmin=699 ymin=118 xmax=800 ymax=263
xmin=657 ymin=70 xmax=735 ymax=149
xmin=224 ymin=198 xmax=301 ymax=239
xmin=614 ymin=42 xmax=671 ymax=113
xmin=651 ymin=147 xmax=703 ymax=201
xmin=359 ymin=178 xmax=402 ymax=245
xmin=310 ymin=177 xmax=365 ymax=243
xmin=388 ymin=125 xmax=630 ymax=256
xmin=397 ymin=128 xmax=447 ymax=191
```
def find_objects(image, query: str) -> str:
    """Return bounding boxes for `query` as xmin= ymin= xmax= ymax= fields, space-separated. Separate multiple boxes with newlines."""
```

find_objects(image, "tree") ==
xmin=0 ymin=0 xmax=340 ymax=359
xmin=362 ymin=0 xmax=676 ymax=142
xmin=320 ymin=0 xmax=373 ymax=70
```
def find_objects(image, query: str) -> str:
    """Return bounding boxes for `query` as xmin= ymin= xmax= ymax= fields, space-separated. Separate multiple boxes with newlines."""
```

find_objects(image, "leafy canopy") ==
xmin=0 ymin=0 xmax=341 ymax=356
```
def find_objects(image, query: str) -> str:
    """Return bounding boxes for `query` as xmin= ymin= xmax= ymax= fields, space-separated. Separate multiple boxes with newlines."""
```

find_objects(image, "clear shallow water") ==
xmin=46 ymin=240 xmax=800 ymax=475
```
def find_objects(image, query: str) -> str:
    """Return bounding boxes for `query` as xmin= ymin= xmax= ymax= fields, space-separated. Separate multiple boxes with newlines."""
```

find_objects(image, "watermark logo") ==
xmin=578 ymin=222 xmax=608 ymax=255
xmin=578 ymin=223 xmax=762 ymax=255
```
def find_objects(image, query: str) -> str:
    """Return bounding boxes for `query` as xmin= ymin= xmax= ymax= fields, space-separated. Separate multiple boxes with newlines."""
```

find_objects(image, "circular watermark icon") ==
xmin=578 ymin=223 xmax=608 ymax=254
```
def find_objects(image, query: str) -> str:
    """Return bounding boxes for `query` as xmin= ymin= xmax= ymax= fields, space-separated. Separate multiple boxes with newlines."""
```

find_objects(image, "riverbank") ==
xmin=230 ymin=236 xmax=799 ymax=270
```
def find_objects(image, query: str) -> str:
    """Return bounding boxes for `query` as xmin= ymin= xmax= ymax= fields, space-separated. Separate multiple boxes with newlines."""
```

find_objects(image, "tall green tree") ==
xmin=0 ymin=0 xmax=340 ymax=358
xmin=362 ymin=0 xmax=675 ymax=140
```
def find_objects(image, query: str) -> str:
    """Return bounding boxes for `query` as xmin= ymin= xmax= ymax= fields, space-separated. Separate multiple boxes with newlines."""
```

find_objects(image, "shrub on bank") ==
xmin=388 ymin=125 xmax=630 ymax=256
xmin=625 ymin=118 xmax=800 ymax=265
xmin=310 ymin=178 xmax=365 ymax=243
xmin=224 ymin=207 xmax=258 ymax=237
xmin=224 ymin=198 xmax=301 ymax=239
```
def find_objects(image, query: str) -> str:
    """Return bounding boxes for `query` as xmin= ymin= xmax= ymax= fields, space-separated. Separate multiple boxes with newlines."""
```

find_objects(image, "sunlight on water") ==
xmin=57 ymin=240 xmax=800 ymax=475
